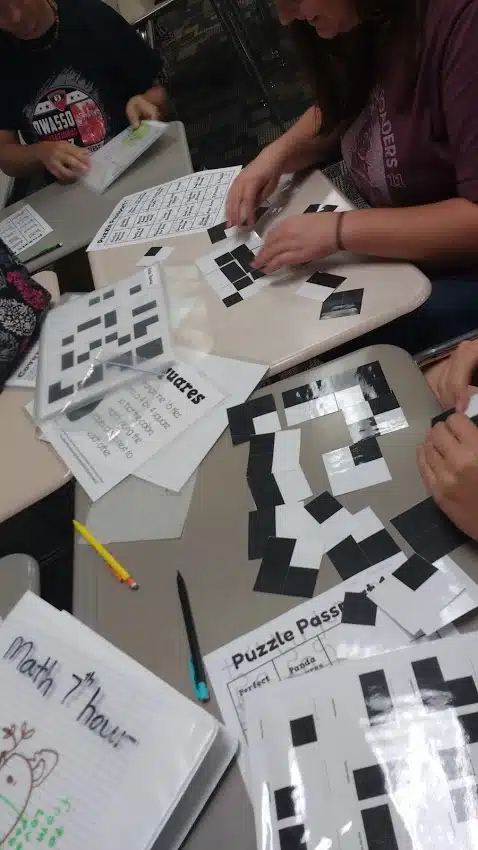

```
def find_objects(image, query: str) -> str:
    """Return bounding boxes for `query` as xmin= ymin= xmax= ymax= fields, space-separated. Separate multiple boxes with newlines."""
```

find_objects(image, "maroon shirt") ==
xmin=341 ymin=0 xmax=478 ymax=208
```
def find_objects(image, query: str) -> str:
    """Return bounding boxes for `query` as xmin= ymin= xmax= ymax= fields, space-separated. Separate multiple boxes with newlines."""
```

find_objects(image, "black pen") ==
xmin=177 ymin=571 xmax=209 ymax=702
xmin=24 ymin=243 xmax=63 ymax=264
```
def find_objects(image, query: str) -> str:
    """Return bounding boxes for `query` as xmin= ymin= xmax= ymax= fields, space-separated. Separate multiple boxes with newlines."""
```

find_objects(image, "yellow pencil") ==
xmin=73 ymin=520 xmax=139 ymax=590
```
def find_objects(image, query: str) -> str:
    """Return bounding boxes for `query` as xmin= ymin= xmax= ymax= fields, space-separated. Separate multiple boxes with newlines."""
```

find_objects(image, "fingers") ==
xmin=427 ymin=420 xmax=459 ymax=458
xmin=126 ymin=99 xmax=140 ymax=128
xmin=416 ymin=444 xmax=437 ymax=493
xmin=445 ymin=411 xmax=478 ymax=445
xmin=446 ymin=341 xmax=478 ymax=412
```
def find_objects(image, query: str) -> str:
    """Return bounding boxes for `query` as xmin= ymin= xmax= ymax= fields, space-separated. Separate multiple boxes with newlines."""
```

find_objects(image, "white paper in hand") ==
xmin=82 ymin=121 xmax=168 ymax=193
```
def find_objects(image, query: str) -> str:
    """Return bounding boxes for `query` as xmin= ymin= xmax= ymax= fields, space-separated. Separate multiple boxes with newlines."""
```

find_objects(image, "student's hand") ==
xmin=226 ymin=151 xmax=284 ymax=229
xmin=252 ymin=213 xmax=339 ymax=273
xmin=37 ymin=141 xmax=90 ymax=181
xmin=417 ymin=412 xmax=478 ymax=541
xmin=427 ymin=340 xmax=478 ymax=412
xmin=126 ymin=90 xmax=167 ymax=128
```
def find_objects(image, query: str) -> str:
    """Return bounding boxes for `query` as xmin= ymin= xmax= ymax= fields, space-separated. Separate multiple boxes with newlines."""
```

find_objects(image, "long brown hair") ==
xmin=288 ymin=0 xmax=429 ymax=132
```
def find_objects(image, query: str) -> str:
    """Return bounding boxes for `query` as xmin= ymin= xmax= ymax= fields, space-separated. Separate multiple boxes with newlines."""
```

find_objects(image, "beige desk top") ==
xmin=73 ymin=343 xmax=478 ymax=850
xmin=0 ymin=122 xmax=192 ymax=273
xmin=0 ymin=272 xmax=69 ymax=523
xmin=88 ymin=170 xmax=431 ymax=375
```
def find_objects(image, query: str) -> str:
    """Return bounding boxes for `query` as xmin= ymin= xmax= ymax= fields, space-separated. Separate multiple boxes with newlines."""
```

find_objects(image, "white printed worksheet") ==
xmin=87 ymin=166 xmax=242 ymax=250
xmin=82 ymin=121 xmax=168 ymax=194
xmin=0 ymin=205 xmax=52 ymax=255
xmin=33 ymin=360 xmax=224 ymax=500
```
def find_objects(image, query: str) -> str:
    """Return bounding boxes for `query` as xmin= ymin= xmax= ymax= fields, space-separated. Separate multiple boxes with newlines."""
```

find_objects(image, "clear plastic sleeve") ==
xmin=245 ymin=632 xmax=478 ymax=850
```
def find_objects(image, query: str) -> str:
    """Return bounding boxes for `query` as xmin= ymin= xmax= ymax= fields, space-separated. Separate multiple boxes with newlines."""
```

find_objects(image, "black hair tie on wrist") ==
xmin=336 ymin=211 xmax=347 ymax=252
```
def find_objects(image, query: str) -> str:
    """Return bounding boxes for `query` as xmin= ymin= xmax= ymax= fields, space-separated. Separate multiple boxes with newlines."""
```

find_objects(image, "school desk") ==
xmin=87 ymin=169 xmax=431 ymax=374
xmin=0 ymin=271 xmax=69 ymax=523
xmin=0 ymin=122 xmax=192 ymax=273
xmin=72 ymin=343 xmax=478 ymax=850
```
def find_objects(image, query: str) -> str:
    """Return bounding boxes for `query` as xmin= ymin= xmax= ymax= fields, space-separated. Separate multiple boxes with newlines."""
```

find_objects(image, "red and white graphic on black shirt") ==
xmin=23 ymin=69 xmax=110 ymax=152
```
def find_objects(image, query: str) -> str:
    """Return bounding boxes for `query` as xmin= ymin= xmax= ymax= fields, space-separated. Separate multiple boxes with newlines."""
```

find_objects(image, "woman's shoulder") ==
xmin=425 ymin=0 xmax=478 ymax=33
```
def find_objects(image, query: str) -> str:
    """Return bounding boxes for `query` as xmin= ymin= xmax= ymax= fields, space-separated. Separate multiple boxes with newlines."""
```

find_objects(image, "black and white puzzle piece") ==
xmin=282 ymin=360 xmax=408 ymax=443
xmin=246 ymin=430 xmax=312 ymax=510
xmin=326 ymin=506 xmax=405 ymax=582
xmin=197 ymin=230 xmax=289 ymax=307
xmin=391 ymin=496 xmax=467 ymax=565
xmin=320 ymin=287 xmax=364 ymax=319
xmin=253 ymin=537 xmax=320 ymax=598
xmin=322 ymin=435 xmax=391 ymax=496
xmin=136 ymin=245 xmax=174 ymax=267
xmin=329 ymin=590 xmax=410 ymax=660
xmin=227 ymin=394 xmax=281 ymax=446
xmin=248 ymin=497 xmax=402 ymax=602
xmin=368 ymin=553 xmax=467 ymax=637
xmin=247 ymin=635 xmax=478 ymax=850
xmin=36 ymin=265 xmax=172 ymax=420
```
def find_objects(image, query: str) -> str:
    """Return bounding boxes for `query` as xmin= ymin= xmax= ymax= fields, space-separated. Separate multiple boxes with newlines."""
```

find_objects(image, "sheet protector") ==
xmin=246 ymin=632 xmax=478 ymax=850
xmin=0 ymin=593 xmax=220 ymax=850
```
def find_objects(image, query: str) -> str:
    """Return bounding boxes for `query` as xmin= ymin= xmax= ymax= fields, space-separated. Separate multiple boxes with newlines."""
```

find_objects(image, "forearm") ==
xmin=0 ymin=142 xmax=43 ymax=177
xmin=265 ymin=106 xmax=339 ymax=173
xmin=342 ymin=198 xmax=478 ymax=264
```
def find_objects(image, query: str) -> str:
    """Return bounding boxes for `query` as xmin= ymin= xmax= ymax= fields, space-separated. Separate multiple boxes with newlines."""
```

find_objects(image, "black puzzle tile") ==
xmin=350 ymin=436 xmax=382 ymax=466
xmin=305 ymin=491 xmax=342 ymax=524
xmin=320 ymin=288 xmax=364 ymax=319
xmin=327 ymin=536 xmax=371 ymax=580
xmin=247 ymin=471 xmax=284 ymax=509
xmin=341 ymin=592 xmax=377 ymax=626
xmin=282 ymin=566 xmax=318 ymax=598
xmin=275 ymin=786 xmax=297 ymax=820
xmin=393 ymin=554 xmax=437 ymax=590
xmin=369 ymin=392 xmax=400 ymax=417
xmin=253 ymin=537 xmax=294 ymax=594
xmin=359 ymin=529 xmax=401 ymax=566
xmin=290 ymin=714 xmax=317 ymax=747
xmin=223 ymin=292 xmax=243 ymax=308
xmin=306 ymin=270 xmax=346 ymax=289
xmin=248 ymin=508 xmax=276 ymax=560
xmin=278 ymin=824 xmax=307 ymax=850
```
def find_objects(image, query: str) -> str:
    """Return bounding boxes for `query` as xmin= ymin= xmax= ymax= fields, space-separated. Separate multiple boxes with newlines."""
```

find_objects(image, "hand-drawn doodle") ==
xmin=0 ymin=723 xmax=59 ymax=845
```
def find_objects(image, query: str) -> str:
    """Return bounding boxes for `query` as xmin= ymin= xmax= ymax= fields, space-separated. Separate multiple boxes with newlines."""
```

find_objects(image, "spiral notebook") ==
xmin=0 ymin=593 xmax=237 ymax=850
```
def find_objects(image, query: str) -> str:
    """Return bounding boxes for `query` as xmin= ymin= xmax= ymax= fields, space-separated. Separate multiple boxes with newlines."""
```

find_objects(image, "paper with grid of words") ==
xmin=87 ymin=166 xmax=242 ymax=251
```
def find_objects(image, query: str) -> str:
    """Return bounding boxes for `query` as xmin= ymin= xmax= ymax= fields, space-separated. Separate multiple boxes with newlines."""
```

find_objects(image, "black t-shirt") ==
xmin=0 ymin=0 xmax=162 ymax=152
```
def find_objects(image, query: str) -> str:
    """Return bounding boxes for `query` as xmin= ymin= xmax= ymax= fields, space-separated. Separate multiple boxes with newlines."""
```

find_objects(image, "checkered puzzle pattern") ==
xmin=198 ymin=201 xmax=364 ymax=314
xmin=197 ymin=229 xmax=285 ymax=307
xmin=36 ymin=267 xmax=172 ymax=420
xmin=282 ymin=360 xmax=408 ymax=441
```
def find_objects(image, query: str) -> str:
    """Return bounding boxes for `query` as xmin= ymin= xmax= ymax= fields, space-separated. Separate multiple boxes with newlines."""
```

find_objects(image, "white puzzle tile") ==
xmin=374 ymin=407 xmax=409 ymax=434
xmin=272 ymin=429 xmax=301 ymax=473
xmin=342 ymin=400 xmax=374 ymax=425
xmin=290 ymin=535 xmax=325 ymax=570
xmin=284 ymin=394 xmax=338 ymax=427
xmin=334 ymin=385 xmax=366 ymax=410
xmin=274 ymin=467 xmax=313 ymax=504
xmin=252 ymin=410 xmax=282 ymax=435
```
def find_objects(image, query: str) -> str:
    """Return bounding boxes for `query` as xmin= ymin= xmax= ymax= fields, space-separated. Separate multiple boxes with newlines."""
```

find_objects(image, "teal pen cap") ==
xmin=188 ymin=657 xmax=209 ymax=702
